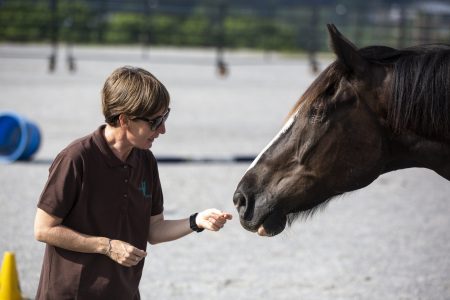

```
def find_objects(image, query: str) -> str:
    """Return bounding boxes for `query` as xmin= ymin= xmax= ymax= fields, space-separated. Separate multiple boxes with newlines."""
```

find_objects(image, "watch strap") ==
xmin=189 ymin=213 xmax=204 ymax=233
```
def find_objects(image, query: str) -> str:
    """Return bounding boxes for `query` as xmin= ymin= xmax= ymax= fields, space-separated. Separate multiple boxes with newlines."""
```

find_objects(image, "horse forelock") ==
xmin=286 ymin=62 xmax=344 ymax=122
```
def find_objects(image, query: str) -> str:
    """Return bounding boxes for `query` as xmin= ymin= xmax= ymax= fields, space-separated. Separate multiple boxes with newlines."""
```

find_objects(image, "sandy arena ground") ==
xmin=0 ymin=45 xmax=449 ymax=300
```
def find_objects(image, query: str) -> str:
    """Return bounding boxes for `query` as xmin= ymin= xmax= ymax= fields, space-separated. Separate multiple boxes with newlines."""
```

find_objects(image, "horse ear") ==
xmin=327 ymin=24 xmax=369 ymax=76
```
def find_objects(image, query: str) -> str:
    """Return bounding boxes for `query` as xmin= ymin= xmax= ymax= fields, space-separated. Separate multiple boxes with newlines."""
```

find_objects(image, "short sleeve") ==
xmin=37 ymin=150 xmax=82 ymax=219
xmin=148 ymin=153 xmax=164 ymax=216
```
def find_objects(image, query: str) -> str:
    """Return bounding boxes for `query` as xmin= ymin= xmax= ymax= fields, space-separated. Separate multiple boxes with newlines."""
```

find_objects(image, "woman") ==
xmin=34 ymin=66 xmax=232 ymax=299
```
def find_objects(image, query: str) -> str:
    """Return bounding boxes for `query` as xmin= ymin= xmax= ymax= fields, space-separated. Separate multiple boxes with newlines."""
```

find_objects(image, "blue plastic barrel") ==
xmin=0 ymin=112 xmax=41 ymax=163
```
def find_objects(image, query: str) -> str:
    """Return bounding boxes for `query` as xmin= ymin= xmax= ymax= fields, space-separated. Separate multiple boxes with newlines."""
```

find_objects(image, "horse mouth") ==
xmin=254 ymin=210 xmax=287 ymax=237
xmin=234 ymin=191 xmax=288 ymax=237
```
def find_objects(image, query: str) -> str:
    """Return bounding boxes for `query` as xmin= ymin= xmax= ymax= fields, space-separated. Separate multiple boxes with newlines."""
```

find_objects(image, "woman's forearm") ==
xmin=35 ymin=208 xmax=147 ymax=267
xmin=34 ymin=208 xmax=109 ymax=254
xmin=147 ymin=218 xmax=192 ymax=245
xmin=148 ymin=210 xmax=232 ymax=244
xmin=35 ymin=224 xmax=109 ymax=255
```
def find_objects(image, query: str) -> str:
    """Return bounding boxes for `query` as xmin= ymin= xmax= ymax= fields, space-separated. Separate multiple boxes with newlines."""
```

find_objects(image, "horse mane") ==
xmin=362 ymin=44 xmax=450 ymax=141
xmin=289 ymin=44 xmax=450 ymax=141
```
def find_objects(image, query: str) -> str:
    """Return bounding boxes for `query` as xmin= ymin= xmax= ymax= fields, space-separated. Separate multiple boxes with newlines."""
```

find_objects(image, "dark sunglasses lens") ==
xmin=151 ymin=110 xmax=170 ymax=131
xmin=151 ymin=117 xmax=163 ymax=131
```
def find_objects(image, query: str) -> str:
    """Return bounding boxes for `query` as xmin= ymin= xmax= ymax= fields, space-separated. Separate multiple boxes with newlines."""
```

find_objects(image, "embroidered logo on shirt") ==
xmin=139 ymin=180 xmax=152 ymax=199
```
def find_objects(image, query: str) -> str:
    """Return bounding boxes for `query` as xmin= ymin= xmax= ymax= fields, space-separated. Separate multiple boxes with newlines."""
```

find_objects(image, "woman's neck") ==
xmin=104 ymin=125 xmax=133 ymax=162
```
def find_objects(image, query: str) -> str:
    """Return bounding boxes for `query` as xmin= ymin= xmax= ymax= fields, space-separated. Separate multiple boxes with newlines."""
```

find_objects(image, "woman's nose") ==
xmin=158 ymin=122 xmax=166 ymax=134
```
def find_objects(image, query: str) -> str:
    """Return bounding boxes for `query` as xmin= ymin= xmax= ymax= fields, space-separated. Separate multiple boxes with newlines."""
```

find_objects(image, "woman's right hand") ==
xmin=105 ymin=239 xmax=147 ymax=267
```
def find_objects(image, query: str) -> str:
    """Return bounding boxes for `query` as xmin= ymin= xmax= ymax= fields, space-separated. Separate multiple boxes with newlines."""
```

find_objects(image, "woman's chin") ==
xmin=145 ymin=139 xmax=154 ymax=148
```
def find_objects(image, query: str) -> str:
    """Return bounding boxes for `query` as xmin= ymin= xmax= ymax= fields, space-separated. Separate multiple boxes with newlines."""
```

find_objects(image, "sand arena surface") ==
xmin=0 ymin=45 xmax=449 ymax=299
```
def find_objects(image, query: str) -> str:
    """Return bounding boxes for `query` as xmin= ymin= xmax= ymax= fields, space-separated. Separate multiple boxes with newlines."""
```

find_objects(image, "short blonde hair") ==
xmin=102 ymin=66 xmax=170 ymax=126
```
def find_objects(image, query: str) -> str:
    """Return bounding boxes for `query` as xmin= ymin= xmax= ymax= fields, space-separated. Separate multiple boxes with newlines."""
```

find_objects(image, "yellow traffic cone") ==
xmin=0 ymin=252 xmax=23 ymax=300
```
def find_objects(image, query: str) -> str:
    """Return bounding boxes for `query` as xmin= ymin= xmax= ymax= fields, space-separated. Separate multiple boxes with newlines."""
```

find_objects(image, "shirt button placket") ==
xmin=123 ymin=164 xmax=130 ymax=212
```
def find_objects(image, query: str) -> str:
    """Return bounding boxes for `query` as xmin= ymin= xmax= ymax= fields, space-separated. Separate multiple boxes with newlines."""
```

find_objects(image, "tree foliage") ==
xmin=0 ymin=0 xmax=448 ymax=50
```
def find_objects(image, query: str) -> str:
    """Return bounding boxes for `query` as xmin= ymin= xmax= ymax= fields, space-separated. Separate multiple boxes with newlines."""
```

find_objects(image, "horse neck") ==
xmin=384 ymin=132 xmax=450 ymax=180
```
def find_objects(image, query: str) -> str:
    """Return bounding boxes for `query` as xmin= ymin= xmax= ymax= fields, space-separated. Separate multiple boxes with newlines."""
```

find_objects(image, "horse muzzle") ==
xmin=233 ymin=190 xmax=287 ymax=237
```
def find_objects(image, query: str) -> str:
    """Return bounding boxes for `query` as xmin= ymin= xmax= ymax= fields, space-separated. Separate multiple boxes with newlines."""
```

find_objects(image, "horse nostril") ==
xmin=233 ymin=192 xmax=246 ymax=209
xmin=233 ymin=191 xmax=253 ymax=220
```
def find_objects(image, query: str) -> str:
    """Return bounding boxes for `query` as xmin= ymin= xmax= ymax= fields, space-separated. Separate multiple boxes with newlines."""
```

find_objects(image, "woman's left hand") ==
xmin=196 ymin=209 xmax=233 ymax=231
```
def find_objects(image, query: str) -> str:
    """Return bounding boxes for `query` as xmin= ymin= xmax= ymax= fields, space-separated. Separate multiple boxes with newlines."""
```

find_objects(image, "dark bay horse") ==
xmin=233 ymin=24 xmax=450 ymax=237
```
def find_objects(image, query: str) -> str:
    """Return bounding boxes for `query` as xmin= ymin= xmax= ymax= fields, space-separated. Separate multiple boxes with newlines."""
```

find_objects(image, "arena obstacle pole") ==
xmin=0 ymin=252 xmax=23 ymax=300
xmin=48 ymin=0 xmax=58 ymax=72
xmin=155 ymin=155 xmax=255 ymax=164
xmin=215 ymin=0 xmax=228 ymax=77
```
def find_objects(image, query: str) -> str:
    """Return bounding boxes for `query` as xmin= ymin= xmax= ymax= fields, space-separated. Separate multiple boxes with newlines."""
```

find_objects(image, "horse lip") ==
xmin=258 ymin=210 xmax=287 ymax=237
xmin=240 ymin=208 xmax=287 ymax=237
xmin=239 ymin=218 xmax=259 ymax=232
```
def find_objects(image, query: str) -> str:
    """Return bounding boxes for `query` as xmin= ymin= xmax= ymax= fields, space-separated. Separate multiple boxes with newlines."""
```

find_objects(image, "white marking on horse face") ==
xmin=246 ymin=112 xmax=298 ymax=173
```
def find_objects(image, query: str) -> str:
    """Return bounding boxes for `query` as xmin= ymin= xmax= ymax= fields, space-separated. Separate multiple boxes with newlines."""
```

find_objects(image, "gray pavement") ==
xmin=0 ymin=45 xmax=449 ymax=300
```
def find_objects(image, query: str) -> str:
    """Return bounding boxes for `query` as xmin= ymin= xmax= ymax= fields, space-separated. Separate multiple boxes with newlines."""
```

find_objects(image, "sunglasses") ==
xmin=134 ymin=108 xmax=170 ymax=131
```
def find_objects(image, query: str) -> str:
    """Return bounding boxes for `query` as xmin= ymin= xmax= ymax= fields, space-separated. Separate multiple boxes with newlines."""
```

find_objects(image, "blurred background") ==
xmin=1 ymin=1 xmax=450 ymax=299
xmin=0 ymin=0 xmax=450 ymax=74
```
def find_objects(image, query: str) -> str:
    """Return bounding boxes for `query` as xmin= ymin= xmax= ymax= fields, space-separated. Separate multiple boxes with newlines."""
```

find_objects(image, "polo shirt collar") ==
xmin=93 ymin=125 xmax=139 ymax=168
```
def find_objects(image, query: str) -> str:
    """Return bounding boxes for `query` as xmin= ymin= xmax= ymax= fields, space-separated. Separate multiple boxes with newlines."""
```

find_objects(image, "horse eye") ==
xmin=308 ymin=102 xmax=328 ymax=123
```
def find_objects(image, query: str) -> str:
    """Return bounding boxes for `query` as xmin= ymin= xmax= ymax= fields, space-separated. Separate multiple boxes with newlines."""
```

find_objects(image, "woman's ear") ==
xmin=118 ymin=114 xmax=129 ymax=128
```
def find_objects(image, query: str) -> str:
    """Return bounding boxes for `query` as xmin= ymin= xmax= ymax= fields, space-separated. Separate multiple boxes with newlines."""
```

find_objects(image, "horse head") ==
xmin=233 ymin=24 xmax=450 ymax=237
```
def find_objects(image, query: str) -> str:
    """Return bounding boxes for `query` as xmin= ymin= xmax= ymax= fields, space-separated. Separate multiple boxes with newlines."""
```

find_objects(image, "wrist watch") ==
xmin=189 ymin=213 xmax=204 ymax=233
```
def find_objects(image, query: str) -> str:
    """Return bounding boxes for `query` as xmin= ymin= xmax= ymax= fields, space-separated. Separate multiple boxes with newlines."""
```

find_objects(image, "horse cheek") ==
xmin=336 ymin=127 xmax=385 ymax=191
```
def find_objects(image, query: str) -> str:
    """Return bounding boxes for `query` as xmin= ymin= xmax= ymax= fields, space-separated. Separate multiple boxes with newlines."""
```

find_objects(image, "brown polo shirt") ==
xmin=36 ymin=125 xmax=164 ymax=300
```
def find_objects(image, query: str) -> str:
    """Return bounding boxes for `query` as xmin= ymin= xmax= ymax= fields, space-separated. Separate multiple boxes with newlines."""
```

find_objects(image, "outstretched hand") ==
xmin=196 ymin=209 xmax=233 ymax=231
xmin=106 ymin=239 xmax=147 ymax=267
